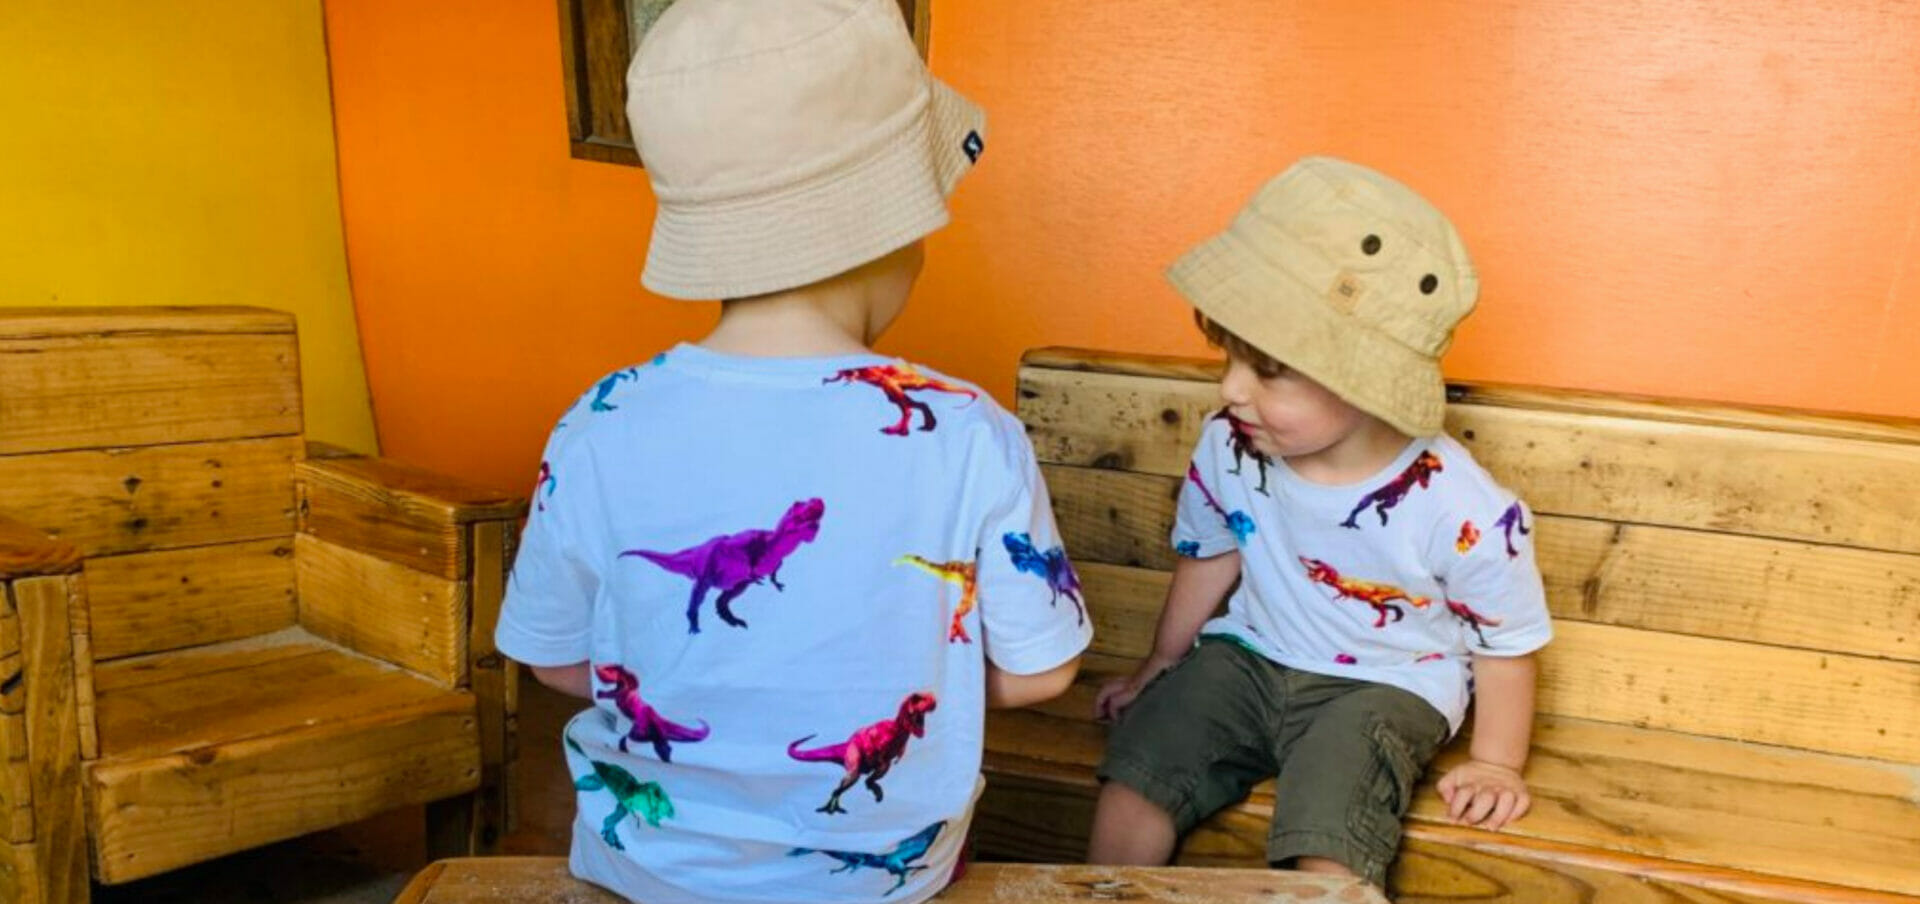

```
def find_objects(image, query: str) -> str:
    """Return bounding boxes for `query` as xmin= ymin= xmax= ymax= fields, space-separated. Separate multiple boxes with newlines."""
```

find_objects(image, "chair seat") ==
xmin=85 ymin=629 xmax=481 ymax=884
xmin=980 ymin=653 xmax=1920 ymax=900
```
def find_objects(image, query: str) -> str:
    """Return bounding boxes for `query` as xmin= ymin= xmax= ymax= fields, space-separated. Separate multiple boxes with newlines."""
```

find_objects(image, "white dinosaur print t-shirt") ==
xmin=497 ymin=344 xmax=1093 ymax=904
xmin=1174 ymin=414 xmax=1552 ymax=734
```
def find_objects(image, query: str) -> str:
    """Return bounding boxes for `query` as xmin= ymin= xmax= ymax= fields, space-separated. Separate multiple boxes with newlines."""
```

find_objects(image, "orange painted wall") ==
xmin=326 ymin=1 xmax=1920 ymax=493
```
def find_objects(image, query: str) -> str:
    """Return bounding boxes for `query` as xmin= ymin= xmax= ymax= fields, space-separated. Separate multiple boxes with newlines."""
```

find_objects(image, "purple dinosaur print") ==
xmin=1493 ymin=502 xmax=1531 ymax=558
xmin=621 ymin=498 xmax=826 ymax=634
xmin=593 ymin=664 xmax=709 ymax=762
xmin=535 ymin=461 xmax=556 ymax=512
xmin=1001 ymin=533 xmax=1085 ymax=624
xmin=1213 ymin=408 xmax=1273 ymax=495
xmin=1187 ymin=463 xmax=1255 ymax=545
xmin=1340 ymin=450 xmax=1443 ymax=529
xmin=789 ymin=692 xmax=937 ymax=815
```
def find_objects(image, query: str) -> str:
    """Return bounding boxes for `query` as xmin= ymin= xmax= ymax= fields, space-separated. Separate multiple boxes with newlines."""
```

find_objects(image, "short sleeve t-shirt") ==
xmin=1173 ymin=415 xmax=1552 ymax=733
xmin=497 ymin=344 xmax=1092 ymax=904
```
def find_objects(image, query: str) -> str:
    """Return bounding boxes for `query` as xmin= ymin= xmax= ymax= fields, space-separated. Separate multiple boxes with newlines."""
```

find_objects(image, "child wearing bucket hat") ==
xmin=1087 ymin=157 xmax=1553 ymax=887
xmin=493 ymin=2 xmax=1089 ymax=902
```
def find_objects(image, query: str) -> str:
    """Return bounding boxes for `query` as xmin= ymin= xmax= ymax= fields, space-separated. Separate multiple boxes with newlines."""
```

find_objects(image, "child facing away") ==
xmin=1087 ymin=157 xmax=1553 ymax=888
xmin=494 ymin=2 xmax=1091 ymax=902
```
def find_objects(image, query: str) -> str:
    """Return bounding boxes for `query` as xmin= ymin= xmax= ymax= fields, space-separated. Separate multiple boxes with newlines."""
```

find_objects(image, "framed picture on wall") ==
xmin=558 ymin=0 xmax=930 ymax=166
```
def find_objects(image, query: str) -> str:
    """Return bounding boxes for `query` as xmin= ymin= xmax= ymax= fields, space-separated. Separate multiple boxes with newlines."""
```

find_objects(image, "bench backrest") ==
xmin=0 ymin=307 xmax=304 ymax=662
xmin=1019 ymin=347 xmax=1920 ymax=765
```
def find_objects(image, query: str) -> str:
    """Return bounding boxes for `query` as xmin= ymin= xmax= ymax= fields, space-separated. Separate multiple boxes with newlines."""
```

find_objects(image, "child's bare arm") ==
xmin=986 ymin=656 xmax=1081 ymax=709
xmin=530 ymin=661 xmax=594 ymax=699
xmin=1437 ymin=652 xmax=1537 ymax=830
xmin=1093 ymin=551 xmax=1241 ymax=721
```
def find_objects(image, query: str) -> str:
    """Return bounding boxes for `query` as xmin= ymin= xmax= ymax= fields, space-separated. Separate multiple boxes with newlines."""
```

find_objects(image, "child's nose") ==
xmin=1219 ymin=363 xmax=1253 ymax=406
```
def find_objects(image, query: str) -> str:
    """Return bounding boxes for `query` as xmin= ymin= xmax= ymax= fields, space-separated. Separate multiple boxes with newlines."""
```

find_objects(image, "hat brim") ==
xmin=1168 ymin=230 xmax=1447 ymax=437
xmin=642 ymin=79 xmax=985 ymax=301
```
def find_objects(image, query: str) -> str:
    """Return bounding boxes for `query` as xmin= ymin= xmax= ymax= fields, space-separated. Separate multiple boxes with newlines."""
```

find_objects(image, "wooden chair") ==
xmin=0 ymin=307 xmax=525 ymax=904
xmin=977 ymin=347 xmax=1920 ymax=903
xmin=391 ymin=858 xmax=1389 ymax=903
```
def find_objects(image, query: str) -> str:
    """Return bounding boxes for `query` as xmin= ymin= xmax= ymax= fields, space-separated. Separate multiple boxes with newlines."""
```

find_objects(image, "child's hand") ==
xmin=1436 ymin=759 xmax=1530 ymax=831
xmin=1092 ymin=658 xmax=1174 ymax=723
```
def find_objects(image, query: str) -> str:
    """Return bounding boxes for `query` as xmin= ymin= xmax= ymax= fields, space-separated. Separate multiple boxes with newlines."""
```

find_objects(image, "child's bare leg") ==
xmin=1087 ymin=781 xmax=1177 ymax=864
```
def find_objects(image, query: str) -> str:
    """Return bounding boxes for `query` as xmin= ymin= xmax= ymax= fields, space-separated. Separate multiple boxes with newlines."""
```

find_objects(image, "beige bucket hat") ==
xmin=627 ymin=0 xmax=986 ymax=300
xmin=1167 ymin=157 xmax=1478 ymax=437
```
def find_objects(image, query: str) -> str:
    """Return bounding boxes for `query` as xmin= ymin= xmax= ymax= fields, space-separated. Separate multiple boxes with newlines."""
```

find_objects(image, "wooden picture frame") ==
xmin=558 ymin=0 xmax=929 ymax=167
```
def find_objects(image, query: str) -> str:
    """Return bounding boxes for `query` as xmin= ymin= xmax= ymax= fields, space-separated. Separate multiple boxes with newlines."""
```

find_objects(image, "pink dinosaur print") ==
xmin=1494 ymin=502 xmax=1531 ymax=558
xmin=1299 ymin=556 xmax=1432 ymax=628
xmin=1340 ymin=450 xmax=1443 ymax=529
xmin=1335 ymin=653 xmax=1359 ymax=665
xmin=1213 ymin=408 xmax=1272 ymax=495
xmin=1415 ymin=652 xmax=1446 ymax=663
xmin=593 ymin=664 xmax=709 ymax=762
xmin=895 ymin=555 xmax=979 ymax=643
xmin=621 ymin=498 xmax=826 ymax=634
xmin=1446 ymin=599 xmax=1505 ymax=648
xmin=789 ymin=692 xmax=938 ymax=815
xmin=824 ymin=364 xmax=978 ymax=436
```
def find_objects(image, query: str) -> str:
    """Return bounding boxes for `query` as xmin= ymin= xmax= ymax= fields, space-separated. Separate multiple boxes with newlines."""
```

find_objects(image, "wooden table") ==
xmin=394 ymin=857 xmax=1391 ymax=903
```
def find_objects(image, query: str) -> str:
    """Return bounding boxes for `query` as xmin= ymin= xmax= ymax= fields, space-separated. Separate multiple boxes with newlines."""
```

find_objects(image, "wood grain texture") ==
xmin=0 ymin=515 xmax=78 ymax=582
xmin=297 ymin=456 xmax=525 ymax=579
xmin=0 ymin=306 xmax=293 ymax=340
xmin=16 ymin=577 xmax=85 ymax=904
xmin=295 ymin=533 xmax=467 ymax=687
xmin=84 ymin=538 xmax=297 ymax=661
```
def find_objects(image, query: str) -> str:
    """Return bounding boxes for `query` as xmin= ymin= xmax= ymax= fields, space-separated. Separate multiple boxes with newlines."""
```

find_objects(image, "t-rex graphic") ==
xmin=535 ymin=460 xmax=556 ymax=512
xmin=1187 ymin=463 xmax=1255 ymax=545
xmin=1494 ymin=502 xmax=1531 ymax=558
xmin=788 ymin=692 xmax=937 ymax=815
xmin=1446 ymin=599 xmax=1505 ymax=647
xmin=1213 ymin=408 xmax=1273 ymax=495
xmin=1299 ymin=556 xmax=1432 ymax=628
xmin=566 ymin=733 xmax=675 ymax=850
xmin=788 ymin=821 xmax=947 ymax=895
xmin=1001 ymin=533 xmax=1084 ymax=625
xmin=894 ymin=555 xmax=979 ymax=643
xmin=1340 ymin=450 xmax=1443 ymax=529
xmin=823 ymin=364 xmax=978 ymax=436
xmin=593 ymin=664 xmax=710 ymax=761
xmin=591 ymin=367 xmax=639 ymax=412
xmin=621 ymin=498 xmax=826 ymax=634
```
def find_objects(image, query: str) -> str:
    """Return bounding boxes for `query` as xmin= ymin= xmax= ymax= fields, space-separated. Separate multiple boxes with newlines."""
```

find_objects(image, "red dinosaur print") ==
xmin=1340 ymin=450 xmax=1443 ymax=529
xmin=1446 ymin=599 xmax=1504 ymax=648
xmin=1335 ymin=653 xmax=1359 ymax=665
xmin=1299 ymin=556 xmax=1432 ymax=628
xmin=593 ymin=664 xmax=710 ymax=762
xmin=824 ymin=365 xmax=978 ymax=436
xmin=621 ymin=498 xmax=825 ymax=634
xmin=1213 ymin=408 xmax=1273 ymax=495
xmin=895 ymin=555 xmax=978 ymax=643
xmin=788 ymin=692 xmax=937 ymax=815
xmin=1455 ymin=520 xmax=1480 ymax=554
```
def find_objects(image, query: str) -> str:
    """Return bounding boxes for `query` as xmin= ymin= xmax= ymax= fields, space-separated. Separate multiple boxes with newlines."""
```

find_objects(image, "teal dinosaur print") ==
xmin=789 ymin=821 xmax=946 ymax=895
xmin=566 ymin=733 xmax=675 ymax=850
xmin=591 ymin=367 xmax=641 ymax=412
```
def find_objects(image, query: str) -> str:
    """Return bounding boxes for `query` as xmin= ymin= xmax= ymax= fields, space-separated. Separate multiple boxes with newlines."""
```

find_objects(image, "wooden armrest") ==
xmin=296 ymin=456 xmax=526 ymax=580
xmin=0 ymin=512 xmax=80 ymax=581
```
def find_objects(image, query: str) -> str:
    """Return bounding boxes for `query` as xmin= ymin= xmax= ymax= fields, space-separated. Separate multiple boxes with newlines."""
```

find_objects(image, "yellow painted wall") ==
xmin=0 ymin=1 xmax=377 ymax=452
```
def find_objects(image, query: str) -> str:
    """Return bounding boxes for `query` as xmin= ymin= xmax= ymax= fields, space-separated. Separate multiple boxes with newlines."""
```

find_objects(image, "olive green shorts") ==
xmin=1096 ymin=636 xmax=1449 ymax=886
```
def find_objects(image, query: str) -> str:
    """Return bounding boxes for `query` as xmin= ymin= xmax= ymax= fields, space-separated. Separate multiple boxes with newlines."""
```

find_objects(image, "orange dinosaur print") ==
xmin=894 ymin=555 xmax=978 ymax=644
xmin=824 ymin=365 xmax=978 ymax=436
xmin=1455 ymin=520 xmax=1480 ymax=554
xmin=1299 ymin=556 xmax=1432 ymax=628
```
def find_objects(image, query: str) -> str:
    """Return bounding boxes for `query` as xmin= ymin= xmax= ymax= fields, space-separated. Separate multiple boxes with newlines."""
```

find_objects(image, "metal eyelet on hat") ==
xmin=1361 ymin=235 xmax=1382 ymax=255
xmin=1419 ymin=274 xmax=1439 ymax=295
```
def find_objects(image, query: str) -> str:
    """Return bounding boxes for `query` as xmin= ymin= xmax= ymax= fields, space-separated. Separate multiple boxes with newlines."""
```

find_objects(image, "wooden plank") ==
xmin=297 ymin=457 xmax=525 ymax=579
xmin=295 ymin=534 xmax=468 ymax=687
xmin=1051 ymin=465 xmax=1920 ymax=664
xmin=87 ymin=691 xmax=478 ymax=884
xmin=94 ymin=638 xmax=457 ymax=762
xmin=0 ymin=436 xmax=300 ymax=558
xmin=1018 ymin=364 xmax=1920 ymax=555
xmin=67 ymin=579 xmax=95 ymax=762
xmin=0 ymin=585 xmax=29 ymax=845
xmin=84 ymin=538 xmax=297 ymax=661
xmin=0 ymin=330 xmax=301 ymax=454
xmin=0 ymin=516 xmax=78 ymax=581
xmin=16 ymin=577 xmax=86 ymax=904
xmin=91 ymin=627 xmax=324 ymax=694
xmin=468 ymin=520 xmax=510 ymax=851
xmin=0 ymin=306 xmax=293 ymax=340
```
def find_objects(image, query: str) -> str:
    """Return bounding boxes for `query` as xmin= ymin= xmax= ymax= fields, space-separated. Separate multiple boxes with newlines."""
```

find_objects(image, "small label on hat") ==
xmin=962 ymin=131 xmax=984 ymax=164
xmin=1327 ymin=271 xmax=1366 ymax=313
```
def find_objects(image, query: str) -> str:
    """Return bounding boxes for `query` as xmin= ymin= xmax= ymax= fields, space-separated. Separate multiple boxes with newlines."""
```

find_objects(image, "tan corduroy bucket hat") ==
xmin=1167 ymin=157 xmax=1478 ymax=437
xmin=627 ymin=0 xmax=986 ymax=300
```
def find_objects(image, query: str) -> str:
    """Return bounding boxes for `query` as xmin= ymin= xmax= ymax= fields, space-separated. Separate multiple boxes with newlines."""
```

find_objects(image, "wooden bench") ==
xmin=0 ymin=307 xmax=525 ymax=903
xmin=976 ymin=348 xmax=1920 ymax=903
xmin=393 ymin=857 xmax=1388 ymax=903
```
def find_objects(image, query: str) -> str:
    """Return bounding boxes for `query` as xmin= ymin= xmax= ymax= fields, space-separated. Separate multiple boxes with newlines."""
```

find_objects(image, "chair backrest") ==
xmin=1017 ymin=347 xmax=1920 ymax=765
xmin=0 ymin=307 xmax=305 ymax=661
